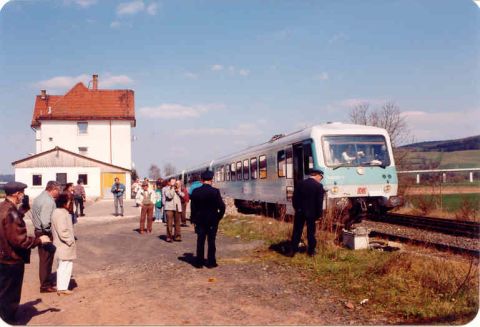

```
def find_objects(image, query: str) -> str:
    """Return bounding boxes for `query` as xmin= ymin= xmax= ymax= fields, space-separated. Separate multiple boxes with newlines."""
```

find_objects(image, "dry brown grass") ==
xmin=220 ymin=214 xmax=480 ymax=324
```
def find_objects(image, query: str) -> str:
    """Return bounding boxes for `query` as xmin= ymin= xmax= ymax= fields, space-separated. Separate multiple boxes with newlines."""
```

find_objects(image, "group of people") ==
xmin=0 ymin=181 xmax=77 ymax=324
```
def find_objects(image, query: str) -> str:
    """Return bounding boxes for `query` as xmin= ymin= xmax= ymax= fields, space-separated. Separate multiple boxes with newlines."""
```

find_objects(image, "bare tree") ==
xmin=148 ymin=164 xmax=161 ymax=180
xmin=349 ymin=101 xmax=413 ymax=147
xmin=163 ymin=163 xmax=177 ymax=177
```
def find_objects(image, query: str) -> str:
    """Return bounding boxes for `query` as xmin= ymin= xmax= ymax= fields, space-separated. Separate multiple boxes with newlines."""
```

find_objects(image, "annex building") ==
xmin=13 ymin=74 xmax=135 ymax=199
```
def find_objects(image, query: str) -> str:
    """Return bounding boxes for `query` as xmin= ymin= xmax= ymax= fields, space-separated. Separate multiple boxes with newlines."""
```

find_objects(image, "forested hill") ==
xmin=401 ymin=135 xmax=480 ymax=152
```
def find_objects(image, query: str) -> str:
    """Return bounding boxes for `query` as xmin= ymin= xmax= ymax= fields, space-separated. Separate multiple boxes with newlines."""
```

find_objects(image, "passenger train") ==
xmin=170 ymin=122 xmax=403 ymax=227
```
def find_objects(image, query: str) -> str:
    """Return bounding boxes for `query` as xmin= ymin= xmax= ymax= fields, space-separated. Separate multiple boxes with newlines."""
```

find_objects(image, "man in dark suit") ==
xmin=190 ymin=170 xmax=226 ymax=268
xmin=289 ymin=169 xmax=325 ymax=257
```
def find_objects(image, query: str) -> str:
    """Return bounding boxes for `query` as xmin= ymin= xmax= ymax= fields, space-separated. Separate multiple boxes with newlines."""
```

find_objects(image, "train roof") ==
xmin=178 ymin=122 xmax=390 ymax=173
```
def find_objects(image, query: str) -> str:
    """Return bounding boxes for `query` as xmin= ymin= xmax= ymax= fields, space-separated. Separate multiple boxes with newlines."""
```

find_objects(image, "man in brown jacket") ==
xmin=0 ymin=182 xmax=50 ymax=324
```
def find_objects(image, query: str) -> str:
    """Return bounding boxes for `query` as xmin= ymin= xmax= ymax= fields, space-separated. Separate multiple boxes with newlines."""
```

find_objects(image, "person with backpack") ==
xmin=154 ymin=181 xmax=163 ymax=223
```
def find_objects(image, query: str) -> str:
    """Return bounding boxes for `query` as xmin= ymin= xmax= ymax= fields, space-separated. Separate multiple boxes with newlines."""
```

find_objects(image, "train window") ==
xmin=220 ymin=166 xmax=225 ymax=182
xmin=286 ymin=147 xmax=293 ymax=179
xmin=236 ymin=161 xmax=242 ymax=181
xmin=250 ymin=157 xmax=258 ymax=179
xmin=226 ymin=164 xmax=231 ymax=181
xmin=277 ymin=150 xmax=286 ymax=178
xmin=243 ymin=159 xmax=249 ymax=180
xmin=259 ymin=155 xmax=267 ymax=179
xmin=231 ymin=163 xmax=236 ymax=181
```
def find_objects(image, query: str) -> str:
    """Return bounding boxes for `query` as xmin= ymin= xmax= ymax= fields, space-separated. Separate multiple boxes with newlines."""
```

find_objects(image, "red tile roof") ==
xmin=32 ymin=82 xmax=135 ymax=127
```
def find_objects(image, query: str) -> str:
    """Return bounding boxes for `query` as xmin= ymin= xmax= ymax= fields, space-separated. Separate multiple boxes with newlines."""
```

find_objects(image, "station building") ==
xmin=12 ymin=74 xmax=135 ymax=199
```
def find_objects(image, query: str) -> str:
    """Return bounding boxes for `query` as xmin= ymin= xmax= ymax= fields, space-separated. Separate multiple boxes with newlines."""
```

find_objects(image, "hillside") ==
xmin=401 ymin=135 xmax=480 ymax=152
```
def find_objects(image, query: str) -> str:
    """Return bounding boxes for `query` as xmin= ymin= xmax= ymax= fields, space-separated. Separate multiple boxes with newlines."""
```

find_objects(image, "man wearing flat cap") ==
xmin=0 ymin=182 xmax=50 ymax=324
xmin=190 ymin=170 xmax=225 ymax=268
xmin=289 ymin=169 xmax=325 ymax=257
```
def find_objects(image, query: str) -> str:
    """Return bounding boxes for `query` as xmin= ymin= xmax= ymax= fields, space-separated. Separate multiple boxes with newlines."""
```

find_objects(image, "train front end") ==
xmin=313 ymin=126 xmax=403 ymax=228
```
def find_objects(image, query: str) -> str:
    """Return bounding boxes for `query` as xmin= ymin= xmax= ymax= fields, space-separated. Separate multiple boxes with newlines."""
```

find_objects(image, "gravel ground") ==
xmin=15 ymin=200 xmax=393 ymax=325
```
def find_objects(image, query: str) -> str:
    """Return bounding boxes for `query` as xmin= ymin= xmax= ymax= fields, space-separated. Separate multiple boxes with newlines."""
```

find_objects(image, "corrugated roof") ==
xmin=31 ymin=82 xmax=135 ymax=127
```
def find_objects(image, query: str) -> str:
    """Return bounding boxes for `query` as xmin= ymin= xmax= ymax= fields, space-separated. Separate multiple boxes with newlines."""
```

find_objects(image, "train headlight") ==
xmin=331 ymin=186 xmax=339 ymax=194
xmin=384 ymin=184 xmax=391 ymax=193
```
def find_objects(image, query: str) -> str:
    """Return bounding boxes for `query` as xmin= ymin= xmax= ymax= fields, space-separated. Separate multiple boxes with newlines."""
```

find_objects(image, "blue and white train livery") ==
xmin=173 ymin=122 xmax=403 ymax=226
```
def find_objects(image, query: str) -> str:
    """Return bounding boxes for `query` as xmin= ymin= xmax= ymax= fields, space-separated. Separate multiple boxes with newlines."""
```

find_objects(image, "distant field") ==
xmin=405 ymin=193 xmax=479 ymax=213
xmin=402 ymin=149 xmax=480 ymax=169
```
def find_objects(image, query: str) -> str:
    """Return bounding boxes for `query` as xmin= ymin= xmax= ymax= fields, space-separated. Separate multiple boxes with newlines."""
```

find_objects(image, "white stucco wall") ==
xmin=34 ymin=120 xmax=132 ymax=169
xmin=15 ymin=167 xmax=101 ymax=199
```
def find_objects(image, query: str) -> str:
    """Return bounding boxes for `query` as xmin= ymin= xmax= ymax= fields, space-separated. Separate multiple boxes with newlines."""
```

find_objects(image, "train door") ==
xmin=292 ymin=141 xmax=314 ymax=188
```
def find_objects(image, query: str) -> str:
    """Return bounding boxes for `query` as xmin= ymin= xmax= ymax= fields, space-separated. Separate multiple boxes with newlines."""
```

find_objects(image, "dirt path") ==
xmin=15 ymin=201 xmax=387 ymax=325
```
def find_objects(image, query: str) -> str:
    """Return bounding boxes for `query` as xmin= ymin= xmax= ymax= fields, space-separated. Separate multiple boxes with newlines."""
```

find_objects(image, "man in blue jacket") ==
xmin=289 ymin=169 xmax=325 ymax=257
xmin=111 ymin=178 xmax=126 ymax=217
xmin=190 ymin=170 xmax=225 ymax=268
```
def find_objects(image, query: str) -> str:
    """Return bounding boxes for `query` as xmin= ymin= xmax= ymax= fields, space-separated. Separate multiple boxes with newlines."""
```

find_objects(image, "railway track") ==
xmin=368 ymin=213 xmax=480 ymax=238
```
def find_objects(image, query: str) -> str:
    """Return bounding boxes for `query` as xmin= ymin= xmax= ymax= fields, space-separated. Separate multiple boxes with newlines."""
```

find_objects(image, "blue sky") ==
xmin=0 ymin=0 xmax=479 ymax=176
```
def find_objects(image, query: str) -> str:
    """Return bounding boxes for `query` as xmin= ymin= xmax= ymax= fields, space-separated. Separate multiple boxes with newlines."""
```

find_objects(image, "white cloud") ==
xmin=337 ymin=98 xmax=386 ymax=108
xmin=139 ymin=103 xmax=224 ymax=119
xmin=35 ymin=74 xmax=90 ymax=91
xmin=101 ymin=74 xmax=134 ymax=87
xmin=117 ymin=0 xmax=145 ymax=16
xmin=211 ymin=64 xmax=224 ymax=71
xmin=328 ymin=32 xmax=348 ymax=44
xmin=402 ymin=109 xmax=480 ymax=141
xmin=238 ymin=69 xmax=250 ymax=77
xmin=146 ymin=2 xmax=159 ymax=15
xmin=183 ymin=72 xmax=198 ymax=80
xmin=110 ymin=21 xmax=121 ymax=28
xmin=64 ymin=0 xmax=97 ymax=8
xmin=313 ymin=72 xmax=329 ymax=81
xmin=34 ymin=74 xmax=133 ymax=92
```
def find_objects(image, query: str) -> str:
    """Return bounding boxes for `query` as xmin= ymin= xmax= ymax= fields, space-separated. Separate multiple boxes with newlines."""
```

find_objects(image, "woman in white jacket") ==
xmin=52 ymin=192 xmax=77 ymax=295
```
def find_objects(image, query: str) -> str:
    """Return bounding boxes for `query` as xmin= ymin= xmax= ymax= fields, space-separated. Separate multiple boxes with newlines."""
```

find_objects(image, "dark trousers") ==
xmin=291 ymin=213 xmax=317 ymax=254
xmin=35 ymin=232 xmax=55 ymax=289
xmin=74 ymin=197 xmax=84 ymax=216
xmin=181 ymin=202 xmax=187 ymax=224
xmin=0 ymin=262 xmax=25 ymax=324
xmin=195 ymin=224 xmax=218 ymax=265
xmin=140 ymin=204 xmax=154 ymax=232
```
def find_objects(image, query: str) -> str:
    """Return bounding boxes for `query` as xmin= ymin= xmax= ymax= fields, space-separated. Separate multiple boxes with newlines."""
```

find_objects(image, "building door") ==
xmin=101 ymin=173 xmax=126 ymax=199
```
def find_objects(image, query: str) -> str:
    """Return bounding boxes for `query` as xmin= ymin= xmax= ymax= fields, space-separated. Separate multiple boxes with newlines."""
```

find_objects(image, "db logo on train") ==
xmin=357 ymin=187 xmax=367 ymax=195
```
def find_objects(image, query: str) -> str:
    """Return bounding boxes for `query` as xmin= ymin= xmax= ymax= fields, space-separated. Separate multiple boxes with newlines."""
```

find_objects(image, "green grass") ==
xmin=402 ymin=150 xmax=480 ymax=169
xmin=406 ymin=193 xmax=479 ymax=213
xmin=220 ymin=215 xmax=479 ymax=324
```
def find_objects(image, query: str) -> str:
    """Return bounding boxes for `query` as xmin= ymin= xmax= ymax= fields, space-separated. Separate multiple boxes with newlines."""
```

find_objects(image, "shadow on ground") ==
xmin=16 ymin=298 xmax=61 ymax=325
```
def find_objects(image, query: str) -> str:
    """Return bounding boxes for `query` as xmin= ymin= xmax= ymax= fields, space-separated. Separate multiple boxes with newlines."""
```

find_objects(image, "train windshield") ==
xmin=322 ymin=135 xmax=391 ymax=168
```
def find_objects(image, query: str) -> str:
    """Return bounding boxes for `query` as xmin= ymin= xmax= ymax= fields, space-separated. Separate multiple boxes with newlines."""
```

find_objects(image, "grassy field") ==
xmin=406 ymin=193 xmax=480 ymax=212
xmin=219 ymin=215 xmax=479 ymax=324
xmin=402 ymin=150 xmax=480 ymax=169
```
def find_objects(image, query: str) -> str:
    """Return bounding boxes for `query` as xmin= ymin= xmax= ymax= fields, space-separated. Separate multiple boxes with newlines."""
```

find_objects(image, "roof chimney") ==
xmin=40 ymin=90 xmax=47 ymax=99
xmin=92 ymin=74 xmax=98 ymax=90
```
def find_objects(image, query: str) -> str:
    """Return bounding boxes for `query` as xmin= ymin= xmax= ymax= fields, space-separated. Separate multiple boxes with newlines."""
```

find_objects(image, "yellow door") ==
xmin=101 ymin=173 xmax=126 ymax=199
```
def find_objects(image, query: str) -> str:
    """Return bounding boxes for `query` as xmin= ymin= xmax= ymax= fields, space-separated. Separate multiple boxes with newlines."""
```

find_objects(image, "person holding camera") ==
xmin=136 ymin=182 xmax=156 ymax=234
xmin=162 ymin=177 xmax=184 ymax=242
xmin=32 ymin=181 xmax=60 ymax=293
xmin=111 ymin=177 xmax=126 ymax=217
xmin=1 ymin=182 xmax=51 ymax=324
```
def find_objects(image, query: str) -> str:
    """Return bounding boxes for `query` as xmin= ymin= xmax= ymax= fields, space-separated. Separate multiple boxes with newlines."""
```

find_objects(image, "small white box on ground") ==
xmin=342 ymin=227 xmax=369 ymax=250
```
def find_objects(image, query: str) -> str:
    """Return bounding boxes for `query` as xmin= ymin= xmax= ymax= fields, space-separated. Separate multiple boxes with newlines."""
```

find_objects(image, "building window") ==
xmin=78 ymin=174 xmax=88 ymax=185
xmin=78 ymin=122 xmax=88 ymax=135
xmin=243 ymin=159 xmax=249 ymax=180
xmin=250 ymin=157 xmax=258 ymax=180
xmin=32 ymin=174 xmax=42 ymax=186
xmin=277 ymin=150 xmax=286 ymax=178
xmin=286 ymin=147 xmax=293 ymax=179
xmin=230 ymin=163 xmax=236 ymax=181
xmin=259 ymin=155 xmax=267 ymax=179
xmin=236 ymin=161 xmax=242 ymax=181
xmin=56 ymin=173 xmax=67 ymax=186
xmin=78 ymin=147 xmax=88 ymax=155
